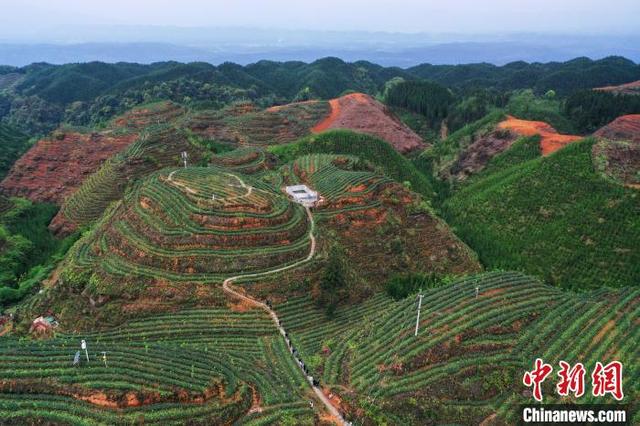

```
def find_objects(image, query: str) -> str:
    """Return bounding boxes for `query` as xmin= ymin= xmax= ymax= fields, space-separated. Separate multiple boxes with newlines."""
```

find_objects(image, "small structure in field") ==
xmin=29 ymin=315 xmax=59 ymax=337
xmin=285 ymin=185 xmax=318 ymax=207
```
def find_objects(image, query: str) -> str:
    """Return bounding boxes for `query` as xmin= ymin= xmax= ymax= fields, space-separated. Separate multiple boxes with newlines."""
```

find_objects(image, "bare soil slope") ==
xmin=0 ymin=131 xmax=137 ymax=204
xmin=593 ymin=114 xmax=640 ymax=188
xmin=312 ymin=93 xmax=426 ymax=153
xmin=595 ymin=80 xmax=640 ymax=95
xmin=594 ymin=114 xmax=640 ymax=143
xmin=497 ymin=116 xmax=581 ymax=156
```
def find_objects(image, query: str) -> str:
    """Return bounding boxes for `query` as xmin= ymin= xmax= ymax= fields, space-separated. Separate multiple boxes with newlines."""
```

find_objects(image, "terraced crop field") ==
xmin=50 ymin=125 xmax=204 ymax=235
xmin=66 ymin=165 xmax=312 ymax=289
xmin=210 ymin=147 xmax=275 ymax=175
xmin=187 ymin=101 xmax=330 ymax=146
xmin=0 ymin=307 xmax=315 ymax=425
xmin=112 ymin=101 xmax=186 ymax=131
xmin=281 ymin=154 xmax=391 ymax=215
xmin=275 ymin=271 xmax=639 ymax=425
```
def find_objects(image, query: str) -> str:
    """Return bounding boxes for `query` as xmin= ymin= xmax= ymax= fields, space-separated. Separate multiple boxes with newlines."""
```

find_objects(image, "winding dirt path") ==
xmin=312 ymin=98 xmax=341 ymax=133
xmin=222 ymin=207 xmax=347 ymax=425
xmin=167 ymin=170 xmax=197 ymax=194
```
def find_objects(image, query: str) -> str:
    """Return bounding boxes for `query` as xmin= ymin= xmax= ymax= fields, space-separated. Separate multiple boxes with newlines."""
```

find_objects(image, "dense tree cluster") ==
xmin=384 ymin=80 xmax=454 ymax=127
xmin=565 ymin=90 xmax=640 ymax=133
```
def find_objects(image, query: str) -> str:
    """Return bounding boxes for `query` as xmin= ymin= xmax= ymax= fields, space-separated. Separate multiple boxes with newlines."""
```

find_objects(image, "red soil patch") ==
xmin=311 ymin=93 xmax=426 ymax=153
xmin=595 ymin=80 xmax=640 ymax=96
xmin=480 ymin=288 xmax=506 ymax=298
xmin=594 ymin=114 xmax=640 ymax=143
xmin=591 ymin=320 xmax=616 ymax=345
xmin=497 ymin=116 xmax=581 ymax=156
xmin=312 ymin=98 xmax=341 ymax=133
xmin=0 ymin=131 xmax=137 ymax=205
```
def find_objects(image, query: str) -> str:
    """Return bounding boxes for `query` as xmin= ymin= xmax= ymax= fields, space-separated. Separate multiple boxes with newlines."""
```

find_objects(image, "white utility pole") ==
xmin=414 ymin=292 xmax=424 ymax=336
xmin=181 ymin=151 xmax=188 ymax=168
xmin=81 ymin=340 xmax=89 ymax=362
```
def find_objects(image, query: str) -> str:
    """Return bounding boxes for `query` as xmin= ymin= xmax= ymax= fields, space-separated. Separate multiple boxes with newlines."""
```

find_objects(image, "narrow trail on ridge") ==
xmin=222 ymin=206 xmax=348 ymax=425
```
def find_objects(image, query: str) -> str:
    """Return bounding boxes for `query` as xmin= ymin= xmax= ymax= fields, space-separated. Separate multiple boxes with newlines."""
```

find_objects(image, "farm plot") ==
xmin=209 ymin=147 xmax=276 ymax=175
xmin=0 ymin=307 xmax=314 ymax=425
xmin=275 ymin=271 xmax=638 ymax=425
xmin=280 ymin=154 xmax=391 ymax=215
xmin=66 ymin=166 xmax=313 ymax=285
xmin=50 ymin=125 xmax=206 ymax=236
xmin=187 ymin=101 xmax=330 ymax=147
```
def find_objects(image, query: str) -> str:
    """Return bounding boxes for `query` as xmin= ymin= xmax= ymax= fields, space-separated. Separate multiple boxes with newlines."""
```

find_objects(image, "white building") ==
xmin=285 ymin=185 xmax=318 ymax=207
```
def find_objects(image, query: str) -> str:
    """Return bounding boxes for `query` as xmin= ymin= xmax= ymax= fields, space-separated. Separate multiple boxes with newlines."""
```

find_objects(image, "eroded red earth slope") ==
xmin=312 ymin=93 xmax=426 ymax=153
xmin=498 ymin=116 xmax=582 ymax=156
xmin=0 ymin=131 xmax=137 ymax=205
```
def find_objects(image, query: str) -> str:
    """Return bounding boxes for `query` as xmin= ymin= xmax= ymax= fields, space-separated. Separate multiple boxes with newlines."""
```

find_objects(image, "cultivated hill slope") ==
xmin=0 ymin=306 xmax=317 ymax=424
xmin=49 ymin=125 xmax=203 ymax=236
xmin=0 ymin=101 xmax=184 ymax=206
xmin=270 ymin=130 xmax=434 ymax=198
xmin=443 ymin=138 xmax=640 ymax=290
xmin=592 ymin=115 xmax=640 ymax=188
xmin=39 ymin=146 xmax=479 ymax=328
xmin=273 ymin=271 xmax=639 ymax=424
xmin=187 ymin=100 xmax=330 ymax=146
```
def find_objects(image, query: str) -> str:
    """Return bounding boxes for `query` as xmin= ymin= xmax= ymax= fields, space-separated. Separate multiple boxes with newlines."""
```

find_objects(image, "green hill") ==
xmin=270 ymin=130 xmax=434 ymax=199
xmin=0 ymin=124 xmax=30 ymax=179
xmin=442 ymin=138 xmax=640 ymax=289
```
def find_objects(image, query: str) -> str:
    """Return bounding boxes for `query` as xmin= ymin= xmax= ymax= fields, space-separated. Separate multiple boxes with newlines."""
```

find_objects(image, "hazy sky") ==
xmin=2 ymin=0 xmax=639 ymax=37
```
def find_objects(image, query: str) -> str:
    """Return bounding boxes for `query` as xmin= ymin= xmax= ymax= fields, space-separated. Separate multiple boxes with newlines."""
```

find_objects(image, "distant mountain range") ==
xmin=0 ymin=28 xmax=639 ymax=66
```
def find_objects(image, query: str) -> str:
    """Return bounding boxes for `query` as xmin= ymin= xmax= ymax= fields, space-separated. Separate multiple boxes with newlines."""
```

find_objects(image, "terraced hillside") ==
xmin=0 ymin=307 xmax=316 ymax=425
xmin=209 ymin=147 xmax=277 ymax=175
xmin=274 ymin=271 xmax=639 ymax=425
xmin=240 ymin=152 xmax=480 ymax=302
xmin=187 ymin=101 xmax=330 ymax=146
xmin=49 ymin=125 xmax=203 ymax=236
xmin=48 ymin=165 xmax=312 ymax=324
xmin=443 ymin=138 xmax=640 ymax=290
xmin=270 ymin=130 xmax=434 ymax=198
xmin=111 ymin=101 xmax=186 ymax=131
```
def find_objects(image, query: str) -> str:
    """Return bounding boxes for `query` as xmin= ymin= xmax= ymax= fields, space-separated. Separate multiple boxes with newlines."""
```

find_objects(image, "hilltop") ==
xmin=310 ymin=93 xmax=426 ymax=153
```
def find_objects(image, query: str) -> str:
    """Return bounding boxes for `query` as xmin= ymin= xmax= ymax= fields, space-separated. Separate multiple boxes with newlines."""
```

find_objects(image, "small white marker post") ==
xmin=475 ymin=286 xmax=480 ymax=299
xmin=81 ymin=339 xmax=89 ymax=362
xmin=414 ymin=291 xmax=424 ymax=337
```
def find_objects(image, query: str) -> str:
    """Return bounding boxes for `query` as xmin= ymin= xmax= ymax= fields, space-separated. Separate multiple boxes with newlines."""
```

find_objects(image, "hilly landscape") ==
xmin=0 ymin=54 xmax=639 ymax=426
